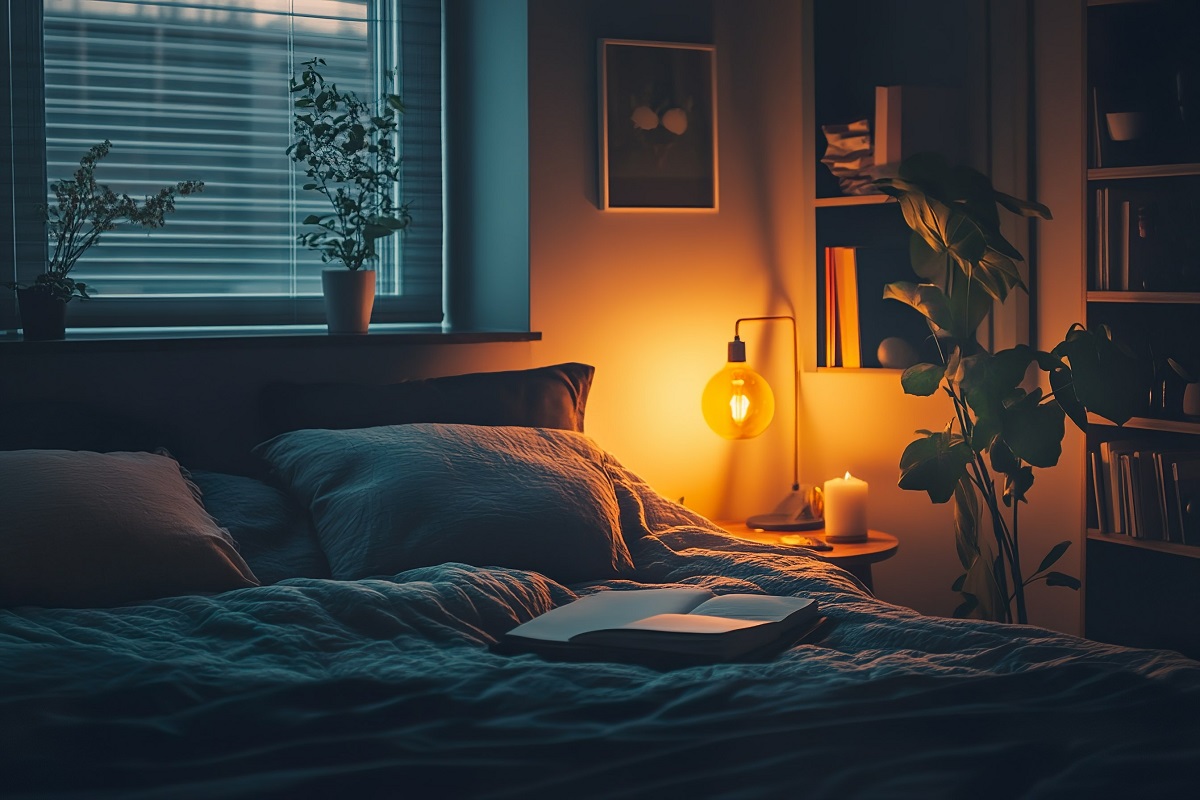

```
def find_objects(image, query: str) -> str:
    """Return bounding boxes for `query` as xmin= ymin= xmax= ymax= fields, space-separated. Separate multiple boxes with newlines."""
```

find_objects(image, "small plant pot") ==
xmin=321 ymin=268 xmax=376 ymax=335
xmin=16 ymin=288 xmax=68 ymax=341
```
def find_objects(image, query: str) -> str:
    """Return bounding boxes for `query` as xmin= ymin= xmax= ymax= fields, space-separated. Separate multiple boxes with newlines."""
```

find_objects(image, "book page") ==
xmin=689 ymin=594 xmax=816 ymax=623
xmin=505 ymin=588 xmax=714 ymax=643
xmin=604 ymin=613 xmax=764 ymax=635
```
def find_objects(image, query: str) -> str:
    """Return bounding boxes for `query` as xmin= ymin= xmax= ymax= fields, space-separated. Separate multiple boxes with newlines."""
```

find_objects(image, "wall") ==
xmin=1030 ymin=0 xmax=1087 ymax=636
xmin=527 ymin=0 xmax=1085 ymax=631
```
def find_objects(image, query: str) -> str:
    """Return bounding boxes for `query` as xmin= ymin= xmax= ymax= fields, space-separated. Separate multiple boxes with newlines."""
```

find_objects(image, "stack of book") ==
xmin=822 ymin=245 xmax=932 ymax=369
xmin=1091 ymin=439 xmax=1200 ymax=544
xmin=1091 ymin=184 xmax=1200 ymax=292
xmin=824 ymin=246 xmax=861 ymax=368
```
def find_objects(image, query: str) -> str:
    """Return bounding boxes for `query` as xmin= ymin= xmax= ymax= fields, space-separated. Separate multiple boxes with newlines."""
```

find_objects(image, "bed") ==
xmin=2 ymin=362 xmax=1198 ymax=798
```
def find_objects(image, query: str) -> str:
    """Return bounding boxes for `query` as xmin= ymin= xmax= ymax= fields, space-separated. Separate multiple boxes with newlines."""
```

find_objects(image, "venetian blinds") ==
xmin=40 ymin=0 xmax=443 ymax=327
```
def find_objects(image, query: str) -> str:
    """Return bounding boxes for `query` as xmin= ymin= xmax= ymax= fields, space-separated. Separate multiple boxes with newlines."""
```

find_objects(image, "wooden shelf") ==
xmin=1087 ymin=530 xmax=1200 ymax=559
xmin=1088 ymin=163 xmax=1200 ymax=181
xmin=813 ymin=194 xmax=892 ymax=208
xmin=815 ymin=366 xmax=902 ymax=375
xmin=1086 ymin=413 xmax=1200 ymax=434
xmin=1086 ymin=291 xmax=1200 ymax=304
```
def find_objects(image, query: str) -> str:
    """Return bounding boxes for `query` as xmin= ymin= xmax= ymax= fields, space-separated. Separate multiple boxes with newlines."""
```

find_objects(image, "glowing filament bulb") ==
xmin=702 ymin=361 xmax=775 ymax=440
xmin=729 ymin=379 xmax=750 ymax=423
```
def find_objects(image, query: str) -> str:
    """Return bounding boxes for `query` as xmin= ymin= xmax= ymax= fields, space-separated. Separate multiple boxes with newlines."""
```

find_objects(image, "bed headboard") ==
xmin=0 ymin=336 xmax=543 ymax=475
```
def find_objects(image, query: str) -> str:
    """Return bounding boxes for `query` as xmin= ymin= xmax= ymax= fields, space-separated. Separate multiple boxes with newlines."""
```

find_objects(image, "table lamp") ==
xmin=701 ymin=315 xmax=823 ymax=531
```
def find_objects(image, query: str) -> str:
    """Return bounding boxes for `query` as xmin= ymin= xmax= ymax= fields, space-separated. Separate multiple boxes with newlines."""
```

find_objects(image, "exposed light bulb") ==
xmin=702 ymin=361 xmax=775 ymax=439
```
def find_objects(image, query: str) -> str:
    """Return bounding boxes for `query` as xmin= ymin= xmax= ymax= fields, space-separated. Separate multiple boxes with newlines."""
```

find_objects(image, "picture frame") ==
xmin=598 ymin=39 xmax=717 ymax=212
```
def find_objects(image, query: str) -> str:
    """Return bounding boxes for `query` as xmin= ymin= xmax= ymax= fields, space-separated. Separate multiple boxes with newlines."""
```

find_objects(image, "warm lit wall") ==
xmin=1029 ymin=0 xmax=1087 ymax=636
xmin=527 ymin=0 xmax=1086 ymax=631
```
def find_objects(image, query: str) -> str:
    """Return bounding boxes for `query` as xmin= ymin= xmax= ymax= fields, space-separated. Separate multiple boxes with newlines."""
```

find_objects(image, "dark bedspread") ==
xmin=2 ymin=474 xmax=1198 ymax=799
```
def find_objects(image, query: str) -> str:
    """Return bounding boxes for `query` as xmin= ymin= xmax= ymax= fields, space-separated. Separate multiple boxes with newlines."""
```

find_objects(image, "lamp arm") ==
xmin=732 ymin=315 xmax=799 ymax=491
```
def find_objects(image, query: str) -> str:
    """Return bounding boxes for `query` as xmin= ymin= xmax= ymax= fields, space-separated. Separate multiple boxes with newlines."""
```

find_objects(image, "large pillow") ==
xmin=189 ymin=470 xmax=331 ymax=585
xmin=0 ymin=450 xmax=260 ymax=608
xmin=254 ymin=423 xmax=635 ymax=584
xmin=259 ymin=362 xmax=594 ymax=439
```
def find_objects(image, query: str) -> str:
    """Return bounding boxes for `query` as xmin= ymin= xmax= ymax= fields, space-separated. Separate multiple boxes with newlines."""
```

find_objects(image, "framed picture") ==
xmin=598 ymin=39 xmax=717 ymax=211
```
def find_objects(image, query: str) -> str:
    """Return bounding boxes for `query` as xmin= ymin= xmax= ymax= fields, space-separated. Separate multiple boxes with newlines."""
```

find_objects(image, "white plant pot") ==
xmin=321 ymin=268 xmax=375 ymax=335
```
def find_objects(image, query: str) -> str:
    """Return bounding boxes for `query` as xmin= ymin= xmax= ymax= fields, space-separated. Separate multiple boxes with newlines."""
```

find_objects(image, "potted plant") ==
xmin=287 ymin=57 xmax=411 ymax=334
xmin=4 ymin=140 xmax=203 ymax=340
xmin=875 ymin=153 xmax=1145 ymax=624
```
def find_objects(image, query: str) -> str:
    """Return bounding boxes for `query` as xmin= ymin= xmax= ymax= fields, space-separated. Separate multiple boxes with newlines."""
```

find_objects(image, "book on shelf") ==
xmin=1092 ymin=184 xmax=1200 ymax=293
xmin=1172 ymin=458 xmax=1200 ymax=546
xmin=499 ymin=588 xmax=825 ymax=665
xmin=1088 ymin=449 xmax=1107 ymax=532
xmin=822 ymin=245 xmax=936 ymax=368
xmin=824 ymin=247 xmax=840 ymax=367
xmin=1093 ymin=441 xmax=1200 ymax=543
xmin=832 ymin=246 xmax=861 ymax=368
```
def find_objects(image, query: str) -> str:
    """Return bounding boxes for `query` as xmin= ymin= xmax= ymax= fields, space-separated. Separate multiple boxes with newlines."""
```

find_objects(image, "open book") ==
xmin=501 ymin=588 xmax=824 ymax=664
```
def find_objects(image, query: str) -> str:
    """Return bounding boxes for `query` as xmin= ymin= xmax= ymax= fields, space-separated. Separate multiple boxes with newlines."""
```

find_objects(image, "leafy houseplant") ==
xmin=876 ymin=154 xmax=1145 ymax=624
xmin=287 ymin=58 xmax=410 ymax=333
xmin=5 ymin=140 xmax=202 ymax=338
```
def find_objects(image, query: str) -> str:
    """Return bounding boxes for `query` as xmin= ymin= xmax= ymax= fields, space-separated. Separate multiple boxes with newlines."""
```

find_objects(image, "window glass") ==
xmin=36 ymin=0 xmax=442 ymax=326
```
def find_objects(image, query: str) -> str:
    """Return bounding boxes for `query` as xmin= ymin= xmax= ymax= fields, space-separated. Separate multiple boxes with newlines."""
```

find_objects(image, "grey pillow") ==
xmin=254 ymin=424 xmax=635 ymax=583
xmin=188 ymin=470 xmax=331 ymax=585
xmin=0 ymin=450 xmax=260 ymax=608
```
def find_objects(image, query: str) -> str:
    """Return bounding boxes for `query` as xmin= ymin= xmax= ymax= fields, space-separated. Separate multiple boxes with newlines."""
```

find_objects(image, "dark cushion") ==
xmin=254 ymin=423 xmax=636 ymax=584
xmin=0 ymin=450 xmax=260 ymax=608
xmin=259 ymin=362 xmax=595 ymax=439
xmin=189 ymin=470 xmax=331 ymax=585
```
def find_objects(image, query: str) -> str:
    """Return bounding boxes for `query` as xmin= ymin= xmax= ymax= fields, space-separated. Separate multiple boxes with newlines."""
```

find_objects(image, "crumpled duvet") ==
xmin=2 ymin=466 xmax=1198 ymax=799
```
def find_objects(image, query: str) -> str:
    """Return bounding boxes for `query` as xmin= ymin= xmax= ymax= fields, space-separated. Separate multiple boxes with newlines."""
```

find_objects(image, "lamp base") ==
xmin=745 ymin=486 xmax=824 ymax=532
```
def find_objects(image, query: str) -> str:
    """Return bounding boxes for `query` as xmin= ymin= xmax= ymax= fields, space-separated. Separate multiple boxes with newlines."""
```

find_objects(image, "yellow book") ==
xmin=833 ymin=247 xmax=862 ymax=368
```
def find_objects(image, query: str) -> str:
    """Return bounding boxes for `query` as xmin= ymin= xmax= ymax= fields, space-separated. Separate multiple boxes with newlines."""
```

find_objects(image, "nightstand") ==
xmin=716 ymin=521 xmax=899 ymax=593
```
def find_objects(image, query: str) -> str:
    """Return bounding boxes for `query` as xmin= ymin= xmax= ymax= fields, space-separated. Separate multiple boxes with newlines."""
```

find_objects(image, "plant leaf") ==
xmin=953 ymin=475 xmax=980 ymax=570
xmin=908 ymin=232 xmax=949 ymax=282
xmin=1002 ymin=465 xmax=1034 ymax=505
xmin=1001 ymin=390 xmax=1065 ymax=468
xmin=884 ymin=281 xmax=954 ymax=333
xmin=1045 ymin=571 xmax=1081 ymax=590
xmin=1054 ymin=324 xmax=1146 ymax=425
xmin=901 ymin=363 xmax=945 ymax=396
xmin=995 ymin=190 xmax=1053 ymax=220
xmin=953 ymin=593 xmax=980 ymax=619
xmin=898 ymin=430 xmax=973 ymax=504
xmin=1036 ymin=540 xmax=1072 ymax=575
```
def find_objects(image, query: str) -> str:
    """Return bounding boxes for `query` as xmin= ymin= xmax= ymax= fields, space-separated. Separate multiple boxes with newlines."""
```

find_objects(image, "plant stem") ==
xmin=947 ymin=383 xmax=1020 ymax=623
xmin=1010 ymin=496 xmax=1028 ymax=624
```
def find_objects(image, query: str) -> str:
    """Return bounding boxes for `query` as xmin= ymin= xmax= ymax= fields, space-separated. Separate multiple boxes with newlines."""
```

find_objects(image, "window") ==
xmin=3 ymin=0 xmax=442 ymax=330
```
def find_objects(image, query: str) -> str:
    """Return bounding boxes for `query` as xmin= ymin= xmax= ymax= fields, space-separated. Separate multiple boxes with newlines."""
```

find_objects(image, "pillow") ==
xmin=189 ymin=470 xmax=331 ymax=585
xmin=0 ymin=450 xmax=260 ymax=608
xmin=259 ymin=362 xmax=595 ymax=439
xmin=254 ymin=423 xmax=635 ymax=584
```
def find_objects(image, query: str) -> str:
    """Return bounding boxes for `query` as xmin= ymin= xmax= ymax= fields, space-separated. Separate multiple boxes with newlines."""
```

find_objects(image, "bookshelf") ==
xmin=1083 ymin=0 xmax=1200 ymax=658
xmin=808 ymin=0 xmax=1023 ymax=369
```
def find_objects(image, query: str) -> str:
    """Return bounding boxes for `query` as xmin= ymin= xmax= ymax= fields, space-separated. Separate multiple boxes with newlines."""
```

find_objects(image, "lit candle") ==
xmin=824 ymin=471 xmax=868 ymax=543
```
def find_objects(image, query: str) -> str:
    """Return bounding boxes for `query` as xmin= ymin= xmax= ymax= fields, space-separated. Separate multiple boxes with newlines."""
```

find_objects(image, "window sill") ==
xmin=0 ymin=324 xmax=541 ymax=354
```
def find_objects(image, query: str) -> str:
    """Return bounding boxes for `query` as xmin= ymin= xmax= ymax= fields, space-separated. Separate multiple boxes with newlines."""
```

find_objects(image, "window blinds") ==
xmin=35 ymin=0 xmax=442 ymax=327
